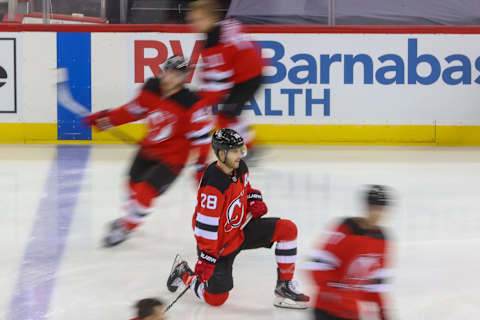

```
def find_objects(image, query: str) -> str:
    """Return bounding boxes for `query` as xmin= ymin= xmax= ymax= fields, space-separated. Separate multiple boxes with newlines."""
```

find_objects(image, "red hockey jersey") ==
xmin=308 ymin=218 xmax=392 ymax=320
xmin=104 ymin=78 xmax=212 ymax=169
xmin=192 ymin=160 xmax=252 ymax=257
xmin=199 ymin=18 xmax=264 ymax=106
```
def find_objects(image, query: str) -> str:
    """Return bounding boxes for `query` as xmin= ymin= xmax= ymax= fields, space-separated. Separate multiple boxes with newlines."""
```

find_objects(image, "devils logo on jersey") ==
xmin=345 ymin=254 xmax=382 ymax=282
xmin=224 ymin=192 xmax=244 ymax=232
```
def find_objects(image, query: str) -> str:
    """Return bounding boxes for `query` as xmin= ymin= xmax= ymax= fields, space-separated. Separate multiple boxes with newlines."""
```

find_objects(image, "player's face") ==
xmin=147 ymin=305 xmax=165 ymax=320
xmin=367 ymin=205 xmax=386 ymax=225
xmin=224 ymin=147 xmax=244 ymax=169
xmin=188 ymin=9 xmax=215 ymax=33
xmin=161 ymin=69 xmax=184 ymax=92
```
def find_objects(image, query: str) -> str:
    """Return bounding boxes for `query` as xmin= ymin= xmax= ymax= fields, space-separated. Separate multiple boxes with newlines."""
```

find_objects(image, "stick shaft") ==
xmin=165 ymin=284 xmax=191 ymax=312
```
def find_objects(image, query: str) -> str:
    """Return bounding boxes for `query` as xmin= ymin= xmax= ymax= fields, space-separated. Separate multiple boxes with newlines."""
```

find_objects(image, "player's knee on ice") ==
xmin=204 ymin=291 xmax=229 ymax=307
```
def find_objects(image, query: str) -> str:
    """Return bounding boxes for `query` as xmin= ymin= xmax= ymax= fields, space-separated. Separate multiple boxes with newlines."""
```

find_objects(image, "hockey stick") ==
xmin=56 ymin=68 xmax=137 ymax=143
xmin=165 ymin=212 xmax=253 ymax=313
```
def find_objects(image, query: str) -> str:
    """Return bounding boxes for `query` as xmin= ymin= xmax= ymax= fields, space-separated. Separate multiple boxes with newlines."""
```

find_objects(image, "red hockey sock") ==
xmin=131 ymin=181 xmax=158 ymax=208
xmin=203 ymin=291 xmax=229 ymax=307
xmin=272 ymin=219 xmax=298 ymax=281
xmin=122 ymin=181 xmax=158 ymax=231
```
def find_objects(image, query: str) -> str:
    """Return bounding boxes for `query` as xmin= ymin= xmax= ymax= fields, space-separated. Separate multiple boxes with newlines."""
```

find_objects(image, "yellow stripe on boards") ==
xmin=1 ymin=123 xmax=480 ymax=146
xmin=0 ymin=123 xmax=57 ymax=143
xmin=253 ymin=124 xmax=436 ymax=145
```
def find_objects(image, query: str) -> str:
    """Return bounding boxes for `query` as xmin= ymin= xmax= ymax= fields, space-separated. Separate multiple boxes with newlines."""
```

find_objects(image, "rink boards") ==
xmin=0 ymin=25 xmax=480 ymax=145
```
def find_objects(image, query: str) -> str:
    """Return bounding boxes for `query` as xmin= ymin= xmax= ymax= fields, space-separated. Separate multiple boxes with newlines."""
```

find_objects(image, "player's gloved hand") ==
xmin=247 ymin=188 xmax=268 ymax=219
xmin=82 ymin=110 xmax=112 ymax=131
xmin=195 ymin=251 xmax=217 ymax=282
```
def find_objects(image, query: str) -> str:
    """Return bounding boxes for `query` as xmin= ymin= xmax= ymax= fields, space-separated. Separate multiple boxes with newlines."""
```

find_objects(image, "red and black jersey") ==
xmin=308 ymin=218 xmax=392 ymax=320
xmin=199 ymin=18 xmax=264 ymax=106
xmin=104 ymin=78 xmax=212 ymax=169
xmin=192 ymin=160 xmax=252 ymax=257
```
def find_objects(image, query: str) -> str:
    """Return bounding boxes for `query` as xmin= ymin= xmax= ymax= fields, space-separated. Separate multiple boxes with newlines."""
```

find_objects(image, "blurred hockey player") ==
xmin=83 ymin=56 xmax=213 ymax=246
xmin=167 ymin=128 xmax=310 ymax=309
xmin=307 ymin=185 xmax=393 ymax=320
xmin=188 ymin=0 xmax=264 ymax=181
xmin=131 ymin=298 xmax=165 ymax=320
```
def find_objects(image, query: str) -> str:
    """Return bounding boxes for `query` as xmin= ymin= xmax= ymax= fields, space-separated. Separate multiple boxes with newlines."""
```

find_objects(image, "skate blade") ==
xmin=169 ymin=254 xmax=183 ymax=275
xmin=103 ymin=232 xmax=128 ymax=247
xmin=167 ymin=254 xmax=185 ymax=292
xmin=273 ymin=296 xmax=308 ymax=310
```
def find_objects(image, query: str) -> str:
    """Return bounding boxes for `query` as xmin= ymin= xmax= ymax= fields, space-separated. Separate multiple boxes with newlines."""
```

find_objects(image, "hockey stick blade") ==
xmin=57 ymin=68 xmax=90 ymax=117
xmin=56 ymin=68 xmax=137 ymax=143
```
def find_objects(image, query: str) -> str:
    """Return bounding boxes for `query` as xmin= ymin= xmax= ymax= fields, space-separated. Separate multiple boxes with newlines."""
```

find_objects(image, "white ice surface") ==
xmin=1 ymin=145 xmax=480 ymax=320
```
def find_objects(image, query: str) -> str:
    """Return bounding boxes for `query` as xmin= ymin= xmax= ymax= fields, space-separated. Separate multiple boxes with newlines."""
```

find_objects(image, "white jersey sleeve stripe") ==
xmin=191 ymin=137 xmax=211 ymax=146
xmin=196 ymin=213 xmax=220 ymax=226
xmin=186 ymin=125 xmax=213 ymax=139
xmin=202 ymin=82 xmax=234 ymax=92
xmin=367 ymin=268 xmax=394 ymax=280
xmin=362 ymin=283 xmax=391 ymax=293
xmin=203 ymin=69 xmax=233 ymax=81
xmin=302 ymin=261 xmax=335 ymax=271
xmin=309 ymin=249 xmax=341 ymax=267
xmin=194 ymin=227 xmax=218 ymax=240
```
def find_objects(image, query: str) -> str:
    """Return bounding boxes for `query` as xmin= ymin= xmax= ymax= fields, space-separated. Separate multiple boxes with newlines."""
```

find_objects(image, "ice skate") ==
xmin=103 ymin=218 xmax=131 ymax=247
xmin=274 ymin=279 xmax=310 ymax=309
xmin=167 ymin=254 xmax=194 ymax=293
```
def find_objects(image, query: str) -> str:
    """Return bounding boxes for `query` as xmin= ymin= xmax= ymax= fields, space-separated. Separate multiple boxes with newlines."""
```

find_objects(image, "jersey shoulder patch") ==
xmin=169 ymin=88 xmax=200 ymax=110
xmin=201 ymin=162 xmax=231 ymax=193
xmin=143 ymin=77 xmax=162 ymax=94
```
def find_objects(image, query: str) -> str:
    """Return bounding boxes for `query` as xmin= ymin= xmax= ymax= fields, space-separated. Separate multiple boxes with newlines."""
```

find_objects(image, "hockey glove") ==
xmin=247 ymin=189 xmax=268 ymax=219
xmin=83 ymin=110 xmax=113 ymax=131
xmin=195 ymin=251 xmax=217 ymax=282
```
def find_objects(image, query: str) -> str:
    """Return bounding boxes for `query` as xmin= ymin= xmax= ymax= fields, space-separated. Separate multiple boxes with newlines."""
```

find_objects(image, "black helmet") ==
xmin=163 ymin=55 xmax=189 ymax=75
xmin=212 ymin=128 xmax=246 ymax=158
xmin=366 ymin=185 xmax=390 ymax=206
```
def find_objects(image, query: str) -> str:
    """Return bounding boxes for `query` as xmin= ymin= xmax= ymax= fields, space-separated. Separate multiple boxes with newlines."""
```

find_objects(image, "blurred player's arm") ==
xmin=306 ymin=224 xmax=351 ymax=286
xmin=364 ymin=257 xmax=394 ymax=320
xmin=84 ymin=77 xmax=161 ymax=130
xmin=185 ymin=102 xmax=214 ymax=146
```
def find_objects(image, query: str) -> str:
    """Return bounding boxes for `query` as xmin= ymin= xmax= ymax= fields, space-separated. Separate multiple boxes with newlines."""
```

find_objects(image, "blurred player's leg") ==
xmin=218 ymin=75 xmax=262 ymax=156
xmin=104 ymin=152 xmax=179 ymax=246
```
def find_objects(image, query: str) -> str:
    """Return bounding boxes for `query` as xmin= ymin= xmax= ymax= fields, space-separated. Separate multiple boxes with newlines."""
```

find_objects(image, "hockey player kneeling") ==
xmin=167 ymin=128 xmax=310 ymax=309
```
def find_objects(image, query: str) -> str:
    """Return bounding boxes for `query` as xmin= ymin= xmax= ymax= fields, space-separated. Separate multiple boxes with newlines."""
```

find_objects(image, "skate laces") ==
xmin=287 ymin=280 xmax=301 ymax=294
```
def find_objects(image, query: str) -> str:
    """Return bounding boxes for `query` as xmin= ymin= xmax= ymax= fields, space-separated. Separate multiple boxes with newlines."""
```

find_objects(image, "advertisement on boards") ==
xmin=0 ymin=37 xmax=17 ymax=113
xmin=127 ymin=32 xmax=480 ymax=125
